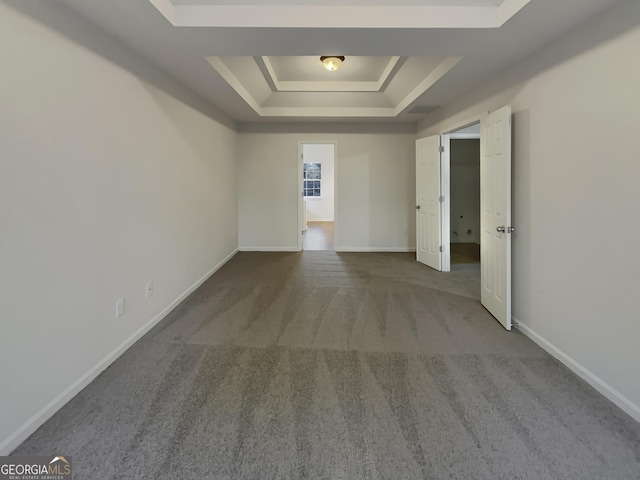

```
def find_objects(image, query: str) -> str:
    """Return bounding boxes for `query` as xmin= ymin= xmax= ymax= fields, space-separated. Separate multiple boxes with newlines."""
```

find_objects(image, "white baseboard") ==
xmin=307 ymin=218 xmax=334 ymax=222
xmin=0 ymin=248 xmax=239 ymax=456
xmin=335 ymin=247 xmax=416 ymax=253
xmin=238 ymin=246 xmax=415 ymax=253
xmin=238 ymin=246 xmax=300 ymax=252
xmin=514 ymin=318 xmax=640 ymax=423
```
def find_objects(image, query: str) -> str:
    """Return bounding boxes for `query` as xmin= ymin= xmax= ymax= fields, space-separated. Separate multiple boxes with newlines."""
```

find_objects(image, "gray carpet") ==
xmin=13 ymin=252 xmax=640 ymax=479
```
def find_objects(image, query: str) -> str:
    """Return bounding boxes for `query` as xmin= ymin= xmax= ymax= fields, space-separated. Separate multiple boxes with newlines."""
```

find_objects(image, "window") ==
xmin=303 ymin=162 xmax=322 ymax=197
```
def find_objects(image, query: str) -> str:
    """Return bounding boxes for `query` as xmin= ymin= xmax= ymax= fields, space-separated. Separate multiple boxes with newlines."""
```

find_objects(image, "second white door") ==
xmin=416 ymin=135 xmax=442 ymax=271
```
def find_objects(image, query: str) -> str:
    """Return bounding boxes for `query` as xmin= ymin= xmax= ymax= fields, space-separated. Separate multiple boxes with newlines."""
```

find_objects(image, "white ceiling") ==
xmin=52 ymin=0 xmax=622 ymax=124
xmin=149 ymin=0 xmax=529 ymax=28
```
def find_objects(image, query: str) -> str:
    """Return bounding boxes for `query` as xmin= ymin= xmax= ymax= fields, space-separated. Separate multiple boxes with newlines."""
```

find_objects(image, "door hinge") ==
xmin=438 ymin=146 xmax=444 ymax=153
xmin=439 ymin=195 xmax=444 ymax=203
xmin=439 ymin=245 xmax=444 ymax=252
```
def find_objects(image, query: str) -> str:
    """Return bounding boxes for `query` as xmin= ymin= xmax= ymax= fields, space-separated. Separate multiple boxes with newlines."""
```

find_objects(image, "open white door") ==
xmin=480 ymin=106 xmax=512 ymax=330
xmin=298 ymin=143 xmax=304 ymax=251
xmin=416 ymin=135 xmax=442 ymax=271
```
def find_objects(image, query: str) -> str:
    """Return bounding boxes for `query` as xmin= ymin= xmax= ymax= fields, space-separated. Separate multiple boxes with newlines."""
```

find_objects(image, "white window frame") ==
xmin=303 ymin=162 xmax=323 ymax=198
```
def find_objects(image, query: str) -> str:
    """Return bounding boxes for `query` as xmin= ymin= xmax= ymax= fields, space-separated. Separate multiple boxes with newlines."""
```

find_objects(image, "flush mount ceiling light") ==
xmin=320 ymin=56 xmax=345 ymax=71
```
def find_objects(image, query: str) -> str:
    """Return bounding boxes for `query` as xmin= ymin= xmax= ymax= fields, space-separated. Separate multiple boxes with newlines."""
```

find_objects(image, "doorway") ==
xmin=415 ymin=106 xmax=513 ymax=330
xmin=448 ymin=125 xmax=480 ymax=265
xmin=299 ymin=142 xmax=336 ymax=251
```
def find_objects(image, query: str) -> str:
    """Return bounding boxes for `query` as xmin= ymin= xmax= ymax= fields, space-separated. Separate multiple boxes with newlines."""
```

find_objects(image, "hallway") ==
xmin=302 ymin=221 xmax=334 ymax=251
xmin=13 ymin=252 xmax=640 ymax=480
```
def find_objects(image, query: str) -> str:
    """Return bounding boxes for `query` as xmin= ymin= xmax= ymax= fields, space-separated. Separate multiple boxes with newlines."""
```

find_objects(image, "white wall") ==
xmin=450 ymin=139 xmax=480 ymax=244
xmin=303 ymin=144 xmax=335 ymax=222
xmin=0 ymin=2 xmax=238 ymax=453
xmin=418 ymin=0 xmax=640 ymax=421
xmin=238 ymin=129 xmax=416 ymax=251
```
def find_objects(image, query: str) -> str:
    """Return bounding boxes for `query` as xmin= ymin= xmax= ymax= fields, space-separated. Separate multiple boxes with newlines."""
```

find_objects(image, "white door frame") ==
xmin=297 ymin=141 xmax=338 ymax=251
xmin=441 ymin=134 xmax=451 ymax=272
xmin=440 ymin=128 xmax=482 ymax=272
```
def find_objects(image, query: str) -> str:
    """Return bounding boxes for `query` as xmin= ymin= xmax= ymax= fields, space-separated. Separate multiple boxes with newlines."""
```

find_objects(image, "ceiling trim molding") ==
xmin=150 ymin=2 xmax=531 ymax=29
xmin=393 ymin=56 xmax=462 ymax=115
xmin=260 ymin=107 xmax=397 ymax=117
xmin=238 ymin=122 xmax=418 ymax=134
xmin=254 ymin=57 xmax=278 ymax=91
xmin=260 ymin=56 xmax=402 ymax=92
xmin=498 ymin=0 xmax=533 ymax=26
xmin=148 ymin=0 xmax=175 ymax=23
xmin=205 ymin=57 xmax=262 ymax=113
xmin=377 ymin=56 xmax=404 ymax=91
xmin=260 ymin=56 xmax=280 ymax=92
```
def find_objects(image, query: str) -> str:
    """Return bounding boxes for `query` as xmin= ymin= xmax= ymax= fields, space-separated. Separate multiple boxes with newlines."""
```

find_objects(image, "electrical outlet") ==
xmin=146 ymin=281 xmax=153 ymax=298
xmin=116 ymin=298 xmax=125 ymax=318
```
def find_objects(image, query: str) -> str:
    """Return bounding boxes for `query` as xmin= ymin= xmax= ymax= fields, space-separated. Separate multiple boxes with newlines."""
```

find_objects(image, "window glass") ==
xmin=303 ymin=163 xmax=322 ymax=197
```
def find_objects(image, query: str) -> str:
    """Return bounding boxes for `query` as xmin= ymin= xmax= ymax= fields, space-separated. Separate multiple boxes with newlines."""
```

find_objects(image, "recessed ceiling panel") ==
xmin=267 ymin=56 xmax=392 ymax=82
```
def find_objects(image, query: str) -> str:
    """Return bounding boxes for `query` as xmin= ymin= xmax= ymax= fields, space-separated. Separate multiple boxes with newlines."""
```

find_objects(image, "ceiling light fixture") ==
xmin=320 ymin=56 xmax=345 ymax=71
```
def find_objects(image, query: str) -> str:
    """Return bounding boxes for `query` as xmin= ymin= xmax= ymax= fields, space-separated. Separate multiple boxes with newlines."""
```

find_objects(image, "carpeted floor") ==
xmin=13 ymin=252 xmax=640 ymax=479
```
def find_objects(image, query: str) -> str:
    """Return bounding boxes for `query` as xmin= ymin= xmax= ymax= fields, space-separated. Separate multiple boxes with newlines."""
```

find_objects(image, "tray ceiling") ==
xmin=51 ymin=0 xmax=623 ymax=123
xmin=207 ymin=55 xmax=460 ymax=117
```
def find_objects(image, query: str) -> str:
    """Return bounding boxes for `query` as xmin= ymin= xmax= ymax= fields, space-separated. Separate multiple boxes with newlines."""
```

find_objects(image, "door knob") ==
xmin=415 ymin=205 xmax=421 ymax=210
xmin=496 ymin=226 xmax=506 ymax=233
